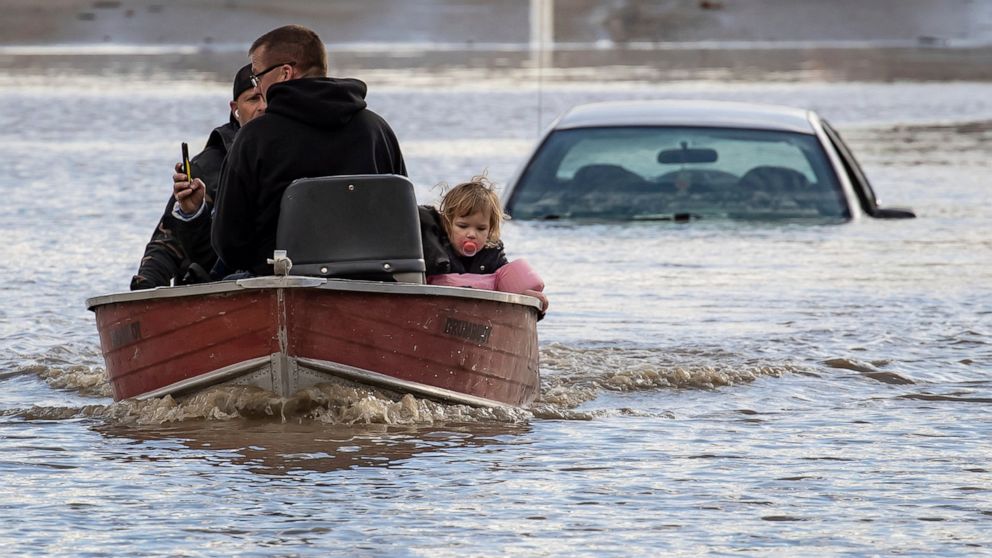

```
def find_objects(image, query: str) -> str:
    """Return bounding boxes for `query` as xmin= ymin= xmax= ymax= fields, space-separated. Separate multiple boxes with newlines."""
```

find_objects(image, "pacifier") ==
xmin=461 ymin=241 xmax=479 ymax=257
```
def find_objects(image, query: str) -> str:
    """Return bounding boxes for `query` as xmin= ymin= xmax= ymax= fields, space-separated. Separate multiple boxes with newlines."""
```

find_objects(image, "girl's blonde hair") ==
xmin=439 ymin=175 xmax=506 ymax=245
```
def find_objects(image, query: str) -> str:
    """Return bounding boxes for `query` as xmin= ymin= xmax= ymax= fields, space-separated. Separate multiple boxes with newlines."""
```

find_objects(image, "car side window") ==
xmin=821 ymin=120 xmax=878 ymax=213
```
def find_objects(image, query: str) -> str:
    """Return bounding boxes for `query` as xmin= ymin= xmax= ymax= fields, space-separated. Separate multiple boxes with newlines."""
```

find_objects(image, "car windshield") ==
xmin=506 ymin=126 xmax=850 ymax=221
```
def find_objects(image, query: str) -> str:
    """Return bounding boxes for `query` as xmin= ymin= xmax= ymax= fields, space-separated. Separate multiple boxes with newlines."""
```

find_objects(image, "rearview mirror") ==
xmin=871 ymin=207 xmax=916 ymax=219
xmin=657 ymin=147 xmax=718 ymax=164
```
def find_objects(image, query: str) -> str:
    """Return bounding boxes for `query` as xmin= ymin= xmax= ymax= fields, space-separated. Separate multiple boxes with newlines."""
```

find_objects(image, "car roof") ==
xmin=554 ymin=100 xmax=818 ymax=134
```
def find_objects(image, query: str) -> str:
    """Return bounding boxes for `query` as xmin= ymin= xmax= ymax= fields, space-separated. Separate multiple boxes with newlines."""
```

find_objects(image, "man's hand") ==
xmin=173 ymin=162 xmax=205 ymax=215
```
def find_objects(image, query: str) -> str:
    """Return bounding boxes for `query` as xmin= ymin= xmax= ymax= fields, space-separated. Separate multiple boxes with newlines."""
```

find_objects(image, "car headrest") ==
xmin=572 ymin=164 xmax=644 ymax=186
xmin=738 ymin=166 xmax=810 ymax=192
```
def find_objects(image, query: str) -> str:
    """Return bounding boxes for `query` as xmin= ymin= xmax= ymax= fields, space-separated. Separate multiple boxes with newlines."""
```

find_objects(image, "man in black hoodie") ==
xmin=212 ymin=25 xmax=407 ymax=276
xmin=130 ymin=64 xmax=264 ymax=290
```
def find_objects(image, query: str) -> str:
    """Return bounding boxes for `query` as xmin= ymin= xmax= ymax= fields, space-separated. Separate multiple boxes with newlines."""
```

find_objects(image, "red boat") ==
xmin=86 ymin=277 xmax=541 ymax=407
xmin=86 ymin=175 xmax=542 ymax=408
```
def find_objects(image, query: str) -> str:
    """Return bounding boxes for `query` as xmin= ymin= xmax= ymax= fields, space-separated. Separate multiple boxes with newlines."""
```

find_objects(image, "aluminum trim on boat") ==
xmin=85 ymin=279 xmax=275 ymax=309
xmin=86 ymin=276 xmax=542 ymax=311
xmin=131 ymin=355 xmax=274 ymax=401
xmin=312 ymin=279 xmax=540 ymax=308
xmin=296 ymin=357 xmax=518 ymax=409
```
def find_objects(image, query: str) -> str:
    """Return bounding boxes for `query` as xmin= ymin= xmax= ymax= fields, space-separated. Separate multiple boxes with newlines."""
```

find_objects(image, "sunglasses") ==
xmin=250 ymin=61 xmax=296 ymax=88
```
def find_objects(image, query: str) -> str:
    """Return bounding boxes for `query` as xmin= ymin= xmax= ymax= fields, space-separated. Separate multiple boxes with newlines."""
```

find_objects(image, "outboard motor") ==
xmin=275 ymin=174 xmax=426 ymax=283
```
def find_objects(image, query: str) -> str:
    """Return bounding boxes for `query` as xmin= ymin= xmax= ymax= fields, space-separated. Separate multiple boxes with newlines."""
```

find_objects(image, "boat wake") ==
xmin=105 ymin=384 xmax=532 ymax=426
xmin=21 ymin=371 xmax=535 ymax=425
xmin=18 ymin=342 xmax=807 ymax=425
xmin=32 ymin=363 xmax=112 ymax=398
xmin=536 ymin=343 xmax=806 ymax=409
xmin=823 ymin=357 xmax=915 ymax=384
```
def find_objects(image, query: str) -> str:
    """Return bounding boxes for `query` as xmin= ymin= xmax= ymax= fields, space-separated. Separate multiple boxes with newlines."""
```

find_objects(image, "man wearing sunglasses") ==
xmin=130 ymin=64 xmax=265 ymax=290
xmin=212 ymin=24 xmax=407 ymax=277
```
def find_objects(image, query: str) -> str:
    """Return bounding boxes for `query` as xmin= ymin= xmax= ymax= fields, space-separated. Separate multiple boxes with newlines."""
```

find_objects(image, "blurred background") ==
xmin=2 ymin=0 xmax=991 ymax=82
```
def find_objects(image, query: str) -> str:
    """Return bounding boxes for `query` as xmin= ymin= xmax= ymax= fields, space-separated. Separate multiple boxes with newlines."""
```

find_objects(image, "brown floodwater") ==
xmin=1 ymin=55 xmax=990 ymax=556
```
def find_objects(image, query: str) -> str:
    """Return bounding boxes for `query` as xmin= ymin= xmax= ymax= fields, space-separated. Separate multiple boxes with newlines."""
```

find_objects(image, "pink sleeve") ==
xmin=427 ymin=273 xmax=498 ymax=290
xmin=494 ymin=258 xmax=544 ymax=294
xmin=427 ymin=259 xmax=545 ymax=295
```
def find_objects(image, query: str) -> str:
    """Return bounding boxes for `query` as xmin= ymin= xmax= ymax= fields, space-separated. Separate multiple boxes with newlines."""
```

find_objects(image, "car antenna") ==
xmin=532 ymin=0 xmax=552 ymax=137
xmin=536 ymin=42 xmax=544 ymax=138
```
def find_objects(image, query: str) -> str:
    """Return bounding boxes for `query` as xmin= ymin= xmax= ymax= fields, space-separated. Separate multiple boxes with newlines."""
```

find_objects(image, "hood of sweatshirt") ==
xmin=207 ymin=120 xmax=239 ymax=152
xmin=264 ymin=77 xmax=368 ymax=129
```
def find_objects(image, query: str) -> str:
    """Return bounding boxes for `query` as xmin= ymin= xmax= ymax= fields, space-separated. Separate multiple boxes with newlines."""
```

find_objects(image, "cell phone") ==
xmin=181 ymin=142 xmax=193 ymax=181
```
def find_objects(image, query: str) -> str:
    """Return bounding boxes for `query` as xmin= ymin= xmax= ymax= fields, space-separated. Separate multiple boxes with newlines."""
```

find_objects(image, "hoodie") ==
xmin=212 ymin=77 xmax=407 ymax=274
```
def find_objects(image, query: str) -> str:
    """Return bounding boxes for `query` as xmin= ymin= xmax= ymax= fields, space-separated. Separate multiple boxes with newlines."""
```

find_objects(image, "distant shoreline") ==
xmin=2 ymin=43 xmax=990 ymax=84
xmin=3 ymin=0 xmax=989 ymax=47
xmin=2 ymin=0 xmax=990 ymax=82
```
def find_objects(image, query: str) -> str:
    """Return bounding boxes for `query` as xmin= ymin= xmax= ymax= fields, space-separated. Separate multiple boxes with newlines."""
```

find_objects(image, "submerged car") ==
xmin=503 ymin=100 xmax=914 ymax=222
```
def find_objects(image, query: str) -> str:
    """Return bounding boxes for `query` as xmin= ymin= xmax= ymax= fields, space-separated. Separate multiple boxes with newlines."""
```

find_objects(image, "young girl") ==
xmin=420 ymin=176 xmax=548 ymax=311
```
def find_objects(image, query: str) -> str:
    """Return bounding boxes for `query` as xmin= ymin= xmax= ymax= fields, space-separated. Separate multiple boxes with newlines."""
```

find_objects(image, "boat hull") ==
xmin=88 ymin=277 xmax=541 ymax=408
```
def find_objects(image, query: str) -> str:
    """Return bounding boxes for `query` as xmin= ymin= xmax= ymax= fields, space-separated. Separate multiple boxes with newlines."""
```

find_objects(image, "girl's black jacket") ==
xmin=418 ymin=206 xmax=508 ymax=275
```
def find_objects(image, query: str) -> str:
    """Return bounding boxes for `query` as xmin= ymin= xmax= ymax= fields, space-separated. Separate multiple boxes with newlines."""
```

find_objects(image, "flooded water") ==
xmin=1 ymin=59 xmax=991 ymax=556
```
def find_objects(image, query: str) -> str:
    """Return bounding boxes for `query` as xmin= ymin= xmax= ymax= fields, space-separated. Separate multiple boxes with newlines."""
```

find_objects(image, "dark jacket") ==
xmin=419 ymin=206 xmax=508 ymax=275
xmin=212 ymin=77 xmax=406 ymax=275
xmin=130 ymin=121 xmax=238 ymax=290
